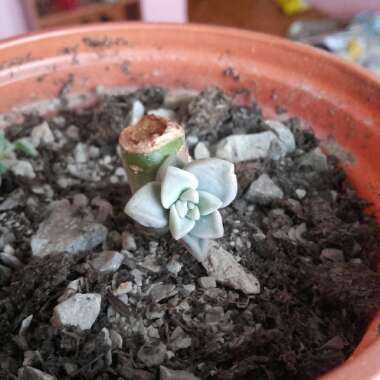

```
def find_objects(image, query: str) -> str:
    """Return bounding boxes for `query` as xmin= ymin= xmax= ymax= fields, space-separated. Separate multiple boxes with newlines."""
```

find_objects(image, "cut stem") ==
xmin=119 ymin=115 xmax=187 ymax=193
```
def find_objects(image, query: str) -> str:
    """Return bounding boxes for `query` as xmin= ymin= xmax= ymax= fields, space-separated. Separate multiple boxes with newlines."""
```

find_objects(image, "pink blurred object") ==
xmin=141 ymin=0 xmax=187 ymax=22
xmin=310 ymin=0 xmax=380 ymax=21
xmin=55 ymin=0 xmax=80 ymax=11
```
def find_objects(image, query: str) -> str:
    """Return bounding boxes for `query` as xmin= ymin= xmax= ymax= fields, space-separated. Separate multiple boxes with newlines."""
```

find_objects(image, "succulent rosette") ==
xmin=125 ymin=155 xmax=237 ymax=261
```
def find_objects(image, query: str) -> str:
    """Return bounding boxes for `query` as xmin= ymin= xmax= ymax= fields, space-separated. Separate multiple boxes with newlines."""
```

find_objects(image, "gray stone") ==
xmin=186 ymin=135 xmax=199 ymax=147
xmin=149 ymin=283 xmax=177 ymax=302
xmin=19 ymin=315 xmax=33 ymax=335
xmin=130 ymin=100 xmax=145 ymax=125
xmin=198 ymin=276 xmax=216 ymax=289
xmin=295 ymin=189 xmax=307 ymax=200
xmin=0 ymin=189 xmax=25 ymax=211
xmin=31 ymin=200 xmax=107 ymax=257
xmin=74 ymin=143 xmax=88 ymax=164
xmin=31 ymin=121 xmax=55 ymax=147
xmin=299 ymin=147 xmax=328 ymax=172
xmin=160 ymin=366 xmax=200 ymax=380
xmin=205 ymin=306 xmax=224 ymax=325
xmin=193 ymin=142 xmax=210 ymax=160
xmin=148 ymin=108 xmax=175 ymax=120
xmin=66 ymin=125 xmax=79 ymax=140
xmin=265 ymin=120 xmax=296 ymax=157
xmin=215 ymin=122 xmax=295 ymax=163
xmin=202 ymin=241 xmax=260 ymax=295
xmin=121 ymin=231 xmax=137 ymax=251
xmin=0 ymin=251 xmax=22 ymax=269
xmin=215 ymin=132 xmax=275 ymax=162
xmin=245 ymin=174 xmax=284 ymax=205
xmin=166 ymin=258 xmax=182 ymax=276
xmin=320 ymin=248 xmax=345 ymax=263
xmin=182 ymin=284 xmax=195 ymax=295
xmin=140 ymin=254 xmax=161 ymax=273
xmin=0 ymin=228 xmax=15 ymax=250
xmin=137 ymin=342 xmax=166 ymax=367
xmin=51 ymin=293 xmax=101 ymax=330
xmin=11 ymin=161 xmax=35 ymax=179
xmin=163 ymin=89 xmax=197 ymax=109
xmin=169 ymin=326 xmax=192 ymax=351
xmin=90 ymin=251 xmax=124 ymax=273
xmin=113 ymin=281 xmax=133 ymax=296
xmin=110 ymin=329 xmax=123 ymax=349
xmin=18 ymin=366 xmax=56 ymax=380
xmin=0 ymin=264 xmax=11 ymax=285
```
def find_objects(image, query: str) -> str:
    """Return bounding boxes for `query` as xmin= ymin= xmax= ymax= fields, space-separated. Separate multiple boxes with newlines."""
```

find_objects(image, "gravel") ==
xmin=51 ymin=293 xmax=101 ymax=330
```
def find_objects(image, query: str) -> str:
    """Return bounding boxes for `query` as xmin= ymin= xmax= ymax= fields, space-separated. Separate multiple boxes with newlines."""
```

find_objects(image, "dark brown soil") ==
xmin=0 ymin=87 xmax=380 ymax=380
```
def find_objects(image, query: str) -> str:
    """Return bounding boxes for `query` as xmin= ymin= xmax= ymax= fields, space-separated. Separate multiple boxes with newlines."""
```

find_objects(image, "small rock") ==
xmin=66 ymin=125 xmax=79 ymax=140
xmin=90 ymin=251 xmax=124 ymax=273
xmin=147 ymin=325 xmax=161 ymax=339
xmin=0 ymin=251 xmax=22 ymax=269
xmin=160 ymin=366 xmax=200 ymax=380
xmin=91 ymin=197 xmax=113 ymax=223
xmin=88 ymin=145 xmax=100 ymax=159
xmin=140 ymin=254 xmax=161 ymax=273
xmin=63 ymin=363 xmax=77 ymax=376
xmin=320 ymin=248 xmax=345 ymax=263
xmin=137 ymin=342 xmax=167 ymax=367
xmin=110 ymin=329 xmax=123 ymax=349
xmin=245 ymin=174 xmax=284 ymax=205
xmin=215 ymin=126 xmax=295 ymax=163
xmin=193 ymin=142 xmax=210 ymax=160
xmin=182 ymin=284 xmax=195 ymax=296
xmin=113 ymin=281 xmax=133 ymax=295
xmin=131 ymin=269 xmax=144 ymax=286
xmin=169 ymin=326 xmax=192 ymax=351
xmin=295 ymin=189 xmax=307 ymax=200
xmin=18 ymin=366 xmax=56 ymax=380
xmin=198 ymin=276 xmax=216 ymax=289
xmin=58 ymin=277 xmax=83 ymax=302
xmin=74 ymin=143 xmax=88 ymax=163
xmin=19 ymin=315 xmax=33 ymax=335
xmin=186 ymin=135 xmax=199 ymax=147
xmin=51 ymin=293 xmax=101 ymax=330
xmin=299 ymin=147 xmax=328 ymax=172
xmin=0 ymin=264 xmax=11 ymax=285
xmin=31 ymin=122 xmax=55 ymax=147
xmin=11 ymin=161 xmax=36 ymax=179
xmin=146 ymin=305 xmax=166 ymax=320
xmin=202 ymin=241 xmax=260 ymax=295
xmin=265 ymin=120 xmax=296 ymax=157
xmin=148 ymin=108 xmax=175 ymax=119
xmin=72 ymin=193 xmax=89 ymax=209
xmin=149 ymin=283 xmax=177 ymax=303
xmin=31 ymin=200 xmax=108 ymax=257
xmin=163 ymin=89 xmax=197 ymax=109
xmin=166 ymin=258 xmax=182 ymax=276
xmin=0 ymin=228 xmax=15 ymax=250
xmin=0 ymin=189 xmax=25 ymax=211
xmin=130 ymin=100 xmax=145 ymax=125
xmin=205 ymin=306 xmax=224 ymax=324
xmin=121 ymin=231 xmax=137 ymax=251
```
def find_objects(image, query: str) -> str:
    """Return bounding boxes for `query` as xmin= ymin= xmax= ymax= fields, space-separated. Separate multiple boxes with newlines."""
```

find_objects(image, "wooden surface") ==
xmin=27 ymin=0 xmax=140 ymax=30
xmin=188 ymin=0 xmax=326 ymax=36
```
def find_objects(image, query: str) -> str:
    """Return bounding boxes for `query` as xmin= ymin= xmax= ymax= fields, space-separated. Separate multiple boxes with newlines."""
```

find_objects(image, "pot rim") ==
xmin=1 ymin=21 xmax=380 ymax=86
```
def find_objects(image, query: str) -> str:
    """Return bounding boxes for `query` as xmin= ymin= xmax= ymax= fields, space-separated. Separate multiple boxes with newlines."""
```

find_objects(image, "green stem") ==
xmin=119 ymin=115 xmax=187 ymax=193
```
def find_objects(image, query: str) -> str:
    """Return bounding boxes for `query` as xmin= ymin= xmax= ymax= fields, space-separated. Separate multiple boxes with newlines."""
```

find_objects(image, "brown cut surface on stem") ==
xmin=119 ymin=115 xmax=184 ymax=154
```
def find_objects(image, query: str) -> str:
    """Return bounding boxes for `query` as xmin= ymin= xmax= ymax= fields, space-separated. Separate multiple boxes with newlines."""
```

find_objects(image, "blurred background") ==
xmin=2 ymin=0 xmax=380 ymax=74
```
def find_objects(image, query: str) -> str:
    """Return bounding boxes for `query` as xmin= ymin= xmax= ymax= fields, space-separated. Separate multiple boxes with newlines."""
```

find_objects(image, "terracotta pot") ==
xmin=0 ymin=23 xmax=379 ymax=379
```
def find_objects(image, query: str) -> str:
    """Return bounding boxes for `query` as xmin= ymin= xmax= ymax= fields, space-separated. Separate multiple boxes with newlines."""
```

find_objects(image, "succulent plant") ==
xmin=0 ymin=131 xmax=37 ymax=175
xmin=125 ymin=154 xmax=237 ymax=261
